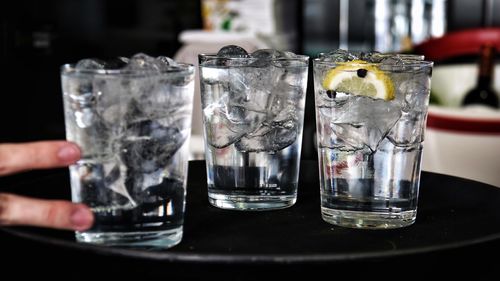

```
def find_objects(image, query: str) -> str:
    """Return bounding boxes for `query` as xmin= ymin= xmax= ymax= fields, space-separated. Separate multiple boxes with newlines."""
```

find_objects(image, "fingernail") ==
xmin=71 ymin=207 xmax=93 ymax=231
xmin=58 ymin=144 xmax=80 ymax=163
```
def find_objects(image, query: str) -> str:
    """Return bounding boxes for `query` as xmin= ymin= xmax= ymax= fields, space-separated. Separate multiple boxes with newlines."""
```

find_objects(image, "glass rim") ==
xmin=60 ymin=62 xmax=195 ymax=76
xmin=313 ymin=57 xmax=434 ymax=68
xmin=198 ymin=53 xmax=310 ymax=62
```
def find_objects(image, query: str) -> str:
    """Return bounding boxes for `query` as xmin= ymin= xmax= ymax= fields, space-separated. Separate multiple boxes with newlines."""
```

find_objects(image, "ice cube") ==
xmin=76 ymin=57 xmax=132 ymax=70
xmin=203 ymin=95 xmax=262 ymax=148
xmin=139 ymin=169 xmax=165 ymax=191
xmin=75 ymin=160 xmax=136 ymax=208
xmin=379 ymin=55 xmax=406 ymax=66
xmin=250 ymin=49 xmax=283 ymax=67
xmin=385 ymin=78 xmax=429 ymax=146
xmin=125 ymin=53 xmax=169 ymax=72
xmin=203 ymin=47 xmax=305 ymax=149
xmin=267 ymin=88 xmax=299 ymax=124
xmin=121 ymin=120 xmax=186 ymax=173
xmin=206 ymin=69 xmax=270 ymax=143
xmin=232 ymin=66 xmax=276 ymax=105
xmin=400 ymin=79 xmax=430 ymax=112
xmin=98 ymin=103 xmax=123 ymax=126
xmin=328 ymin=96 xmax=402 ymax=151
xmin=74 ymin=107 xmax=96 ymax=128
xmin=104 ymin=162 xmax=138 ymax=207
xmin=144 ymin=177 xmax=184 ymax=199
xmin=251 ymin=49 xmax=283 ymax=60
xmin=75 ymin=58 xmax=106 ymax=70
xmin=156 ymin=56 xmax=178 ymax=66
xmin=67 ymin=85 xmax=100 ymax=129
xmin=217 ymin=45 xmax=249 ymax=58
xmin=387 ymin=110 xmax=426 ymax=146
xmin=235 ymin=120 xmax=298 ymax=152
xmin=121 ymin=136 xmax=174 ymax=173
xmin=140 ymin=177 xmax=184 ymax=216
xmin=94 ymin=78 xmax=133 ymax=125
xmin=123 ymin=167 xmax=165 ymax=203
xmin=321 ymin=50 xmax=387 ymax=64
xmin=329 ymin=122 xmax=370 ymax=150
xmin=103 ymin=57 xmax=129 ymax=69
xmin=122 ymin=99 xmax=146 ymax=124
xmin=318 ymin=50 xmax=413 ymax=65
xmin=318 ymin=49 xmax=359 ymax=62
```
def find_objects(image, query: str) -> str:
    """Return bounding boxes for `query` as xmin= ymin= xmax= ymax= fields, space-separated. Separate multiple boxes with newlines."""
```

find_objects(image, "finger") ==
xmin=0 ymin=141 xmax=81 ymax=176
xmin=0 ymin=193 xmax=94 ymax=231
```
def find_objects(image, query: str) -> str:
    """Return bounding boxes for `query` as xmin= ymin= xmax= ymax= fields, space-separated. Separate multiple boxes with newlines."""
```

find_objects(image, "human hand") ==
xmin=0 ymin=141 xmax=94 ymax=231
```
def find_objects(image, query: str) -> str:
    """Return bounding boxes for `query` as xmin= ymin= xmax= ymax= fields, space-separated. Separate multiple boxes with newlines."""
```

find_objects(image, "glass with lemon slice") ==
xmin=313 ymin=50 xmax=433 ymax=229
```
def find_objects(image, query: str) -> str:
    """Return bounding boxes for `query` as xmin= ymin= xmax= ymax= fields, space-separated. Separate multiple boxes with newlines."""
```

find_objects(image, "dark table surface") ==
xmin=1 ymin=160 xmax=500 ymax=279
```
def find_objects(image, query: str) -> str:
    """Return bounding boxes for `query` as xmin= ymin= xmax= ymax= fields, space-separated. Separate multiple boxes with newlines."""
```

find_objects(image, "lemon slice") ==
xmin=322 ymin=60 xmax=395 ymax=100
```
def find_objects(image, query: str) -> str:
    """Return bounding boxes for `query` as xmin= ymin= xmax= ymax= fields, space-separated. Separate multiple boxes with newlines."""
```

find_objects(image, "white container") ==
xmin=423 ymin=64 xmax=500 ymax=187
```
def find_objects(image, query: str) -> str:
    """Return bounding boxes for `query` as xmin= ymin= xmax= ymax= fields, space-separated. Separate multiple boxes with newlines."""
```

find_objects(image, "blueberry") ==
xmin=326 ymin=90 xmax=337 ymax=99
xmin=357 ymin=68 xmax=368 ymax=78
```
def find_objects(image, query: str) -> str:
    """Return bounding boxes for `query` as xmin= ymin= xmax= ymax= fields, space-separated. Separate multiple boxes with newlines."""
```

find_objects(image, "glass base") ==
xmin=321 ymin=208 xmax=417 ymax=229
xmin=75 ymin=227 xmax=183 ymax=249
xmin=208 ymin=193 xmax=296 ymax=211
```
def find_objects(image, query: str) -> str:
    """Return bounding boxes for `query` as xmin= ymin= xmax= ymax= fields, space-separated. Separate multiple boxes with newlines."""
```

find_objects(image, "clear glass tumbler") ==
xmin=313 ymin=51 xmax=433 ymax=228
xmin=61 ymin=54 xmax=194 ymax=248
xmin=198 ymin=46 xmax=309 ymax=210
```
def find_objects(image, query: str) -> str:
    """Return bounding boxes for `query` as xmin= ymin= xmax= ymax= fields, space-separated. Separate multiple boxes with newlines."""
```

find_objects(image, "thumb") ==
xmin=0 ymin=193 xmax=94 ymax=231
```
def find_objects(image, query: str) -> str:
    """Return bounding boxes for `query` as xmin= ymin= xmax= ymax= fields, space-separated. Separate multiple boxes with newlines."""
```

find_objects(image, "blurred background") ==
xmin=1 ymin=0 xmax=499 ymax=186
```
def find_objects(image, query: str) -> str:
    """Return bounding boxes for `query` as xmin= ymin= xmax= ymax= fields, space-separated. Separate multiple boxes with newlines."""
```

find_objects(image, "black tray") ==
xmin=1 ymin=160 xmax=500 ymax=279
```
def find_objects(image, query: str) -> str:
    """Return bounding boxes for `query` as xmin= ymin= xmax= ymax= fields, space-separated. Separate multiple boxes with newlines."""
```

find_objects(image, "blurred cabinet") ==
xmin=303 ymin=0 xmax=500 ymax=56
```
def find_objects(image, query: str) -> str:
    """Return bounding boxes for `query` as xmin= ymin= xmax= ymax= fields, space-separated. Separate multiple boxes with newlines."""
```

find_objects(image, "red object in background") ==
xmin=414 ymin=28 xmax=500 ymax=134
xmin=414 ymin=28 xmax=500 ymax=62
xmin=426 ymin=112 xmax=500 ymax=134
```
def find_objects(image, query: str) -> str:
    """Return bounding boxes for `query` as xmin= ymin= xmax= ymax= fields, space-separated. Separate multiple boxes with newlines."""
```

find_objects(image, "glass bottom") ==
xmin=75 ymin=227 xmax=183 ymax=249
xmin=321 ymin=208 xmax=417 ymax=229
xmin=208 ymin=193 xmax=296 ymax=211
